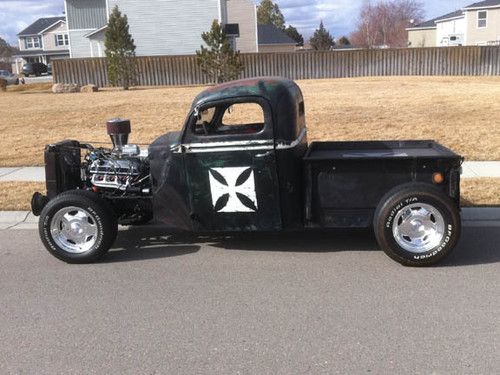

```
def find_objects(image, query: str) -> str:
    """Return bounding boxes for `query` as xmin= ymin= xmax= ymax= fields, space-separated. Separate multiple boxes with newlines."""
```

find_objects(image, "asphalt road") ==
xmin=0 ymin=226 xmax=499 ymax=374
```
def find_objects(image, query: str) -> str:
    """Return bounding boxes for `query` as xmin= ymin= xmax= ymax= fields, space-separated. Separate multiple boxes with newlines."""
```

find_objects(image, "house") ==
xmin=257 ymin=24 xmax=297 ymax=52
xmin=407 ymin=0 xmax=500 ymax=47
xmin=64 ymin=0 xmax=259 ymax=58
xmin=463 ymin=0 xmax=500 ymax=45
xmin=12 ymin=16 xmax=69 ymax=73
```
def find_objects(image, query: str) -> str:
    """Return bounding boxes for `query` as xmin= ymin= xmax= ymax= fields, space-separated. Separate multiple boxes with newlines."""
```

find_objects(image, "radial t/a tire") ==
xmin=373 ymin=183 xmax=461 ymax=267
xmin=39 ymin=190 xmax=118 ymax=264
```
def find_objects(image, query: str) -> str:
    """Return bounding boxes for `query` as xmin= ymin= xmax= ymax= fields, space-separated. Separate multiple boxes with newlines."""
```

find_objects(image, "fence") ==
xmin=53 ymin=46 xmax=500 ymax=87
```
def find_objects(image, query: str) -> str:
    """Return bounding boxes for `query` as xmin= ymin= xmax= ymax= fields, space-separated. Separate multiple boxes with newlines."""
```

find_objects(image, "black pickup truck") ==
xmin=32 ymin=78 xmax=463 ymax=266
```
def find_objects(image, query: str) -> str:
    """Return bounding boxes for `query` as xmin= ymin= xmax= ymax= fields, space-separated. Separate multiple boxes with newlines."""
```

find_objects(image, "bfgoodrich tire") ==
xmin=374 ymin=183 xmax=461 ymax=267
xmin=39 ymin=190 xmax=118 ymax=263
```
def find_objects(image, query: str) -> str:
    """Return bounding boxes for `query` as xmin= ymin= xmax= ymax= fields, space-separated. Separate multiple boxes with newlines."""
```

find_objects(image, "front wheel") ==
xmin=374 ymin=183 xmax=461 ymax=266
xmin=39 ymin=190 xmax=118 ymax=263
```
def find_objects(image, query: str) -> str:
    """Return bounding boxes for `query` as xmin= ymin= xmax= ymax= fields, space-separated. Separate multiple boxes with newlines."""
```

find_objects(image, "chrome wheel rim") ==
xmin=392 ymin=203 xmax=445 ymax=253
xmin=50 ymin=206 xmax=99 ymax=254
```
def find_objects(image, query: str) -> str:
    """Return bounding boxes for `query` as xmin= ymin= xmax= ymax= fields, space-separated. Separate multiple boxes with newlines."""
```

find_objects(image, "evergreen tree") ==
xmin=309 ymin=21 xmax=335 ymax=51
xmin=105 ymin=6 xmax=137 ymax=90
xmin=0 ymin=37 xmax=17 ymax=59
xmin=338 ymin=36 xmax=351 ymax=46
xmin=285 ymin=25 xmax=304 ymax=46
xmin=257 ymin=0 xmax=286 ymax=30
xmin=196 ymin=20 xmax=244 ymax=84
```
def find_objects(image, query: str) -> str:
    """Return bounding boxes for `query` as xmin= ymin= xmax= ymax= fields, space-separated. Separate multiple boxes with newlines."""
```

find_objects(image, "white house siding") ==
xmin=89 ymin=30 xmax=106 ymax=57
xmin=42 ymin=22 xmax=69 ymax=51
xmin=107 ymin=0 xmax=221 ymax=56
xmin=226 ymin=0 xmax=257 ymax=52
xmin=407 ymin=28 xmax=437 ymax=47
xmin=465 ymin=7 xmax=500 ymax=45
xmin=436 ymin=17 xmax=466 ymax=46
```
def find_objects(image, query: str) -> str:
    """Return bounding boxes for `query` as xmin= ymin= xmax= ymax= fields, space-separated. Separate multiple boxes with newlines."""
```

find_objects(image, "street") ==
xmin=0 ymin=225 xmax=499 ymax=374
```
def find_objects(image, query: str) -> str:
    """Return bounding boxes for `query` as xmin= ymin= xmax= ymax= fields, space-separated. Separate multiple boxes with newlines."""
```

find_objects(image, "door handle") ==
xmin=255 ymin=151 xmax=272 ymax=158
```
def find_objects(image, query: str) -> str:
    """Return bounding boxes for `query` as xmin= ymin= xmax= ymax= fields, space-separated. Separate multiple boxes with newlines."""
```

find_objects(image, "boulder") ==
xmin=52 ymin=83 xmax=80 ymax=94
xmin=80 ymin=84 xmax=98 ymax=93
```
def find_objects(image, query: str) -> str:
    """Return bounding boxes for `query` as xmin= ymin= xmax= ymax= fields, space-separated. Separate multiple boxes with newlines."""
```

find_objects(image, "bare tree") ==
xmin=350 ymin=0 xmax=424 ymax=48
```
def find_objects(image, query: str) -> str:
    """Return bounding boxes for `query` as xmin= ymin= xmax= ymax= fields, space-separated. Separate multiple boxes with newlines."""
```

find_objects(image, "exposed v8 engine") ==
xmin=84 ymin=119 xmax=150 ymax=196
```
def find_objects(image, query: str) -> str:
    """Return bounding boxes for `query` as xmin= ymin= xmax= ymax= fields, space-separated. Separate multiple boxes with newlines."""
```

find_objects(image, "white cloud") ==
xmin=0 ymin=0 xmax=475 ymax=45
xmin=0 ymin=0 xmax=64 ymax=44
xmin=258 ymin=0 xmax=473 ymax=39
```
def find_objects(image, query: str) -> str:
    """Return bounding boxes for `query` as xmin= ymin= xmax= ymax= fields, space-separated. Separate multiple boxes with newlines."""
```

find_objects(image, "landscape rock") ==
xmin=52 ymin=83 xmax=80 ymax=94
xmin=80 ymin=84 xmax=98 ymax=93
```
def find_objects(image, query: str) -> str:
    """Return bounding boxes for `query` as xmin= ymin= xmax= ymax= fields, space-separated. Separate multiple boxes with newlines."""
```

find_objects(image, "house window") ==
xmin=55 ymin=34 xmax=69 ymax=46
xmin=25 ymin=36 xmax=41 ymax=49
xmin=478 ymin=11 xmax=487 ymax=28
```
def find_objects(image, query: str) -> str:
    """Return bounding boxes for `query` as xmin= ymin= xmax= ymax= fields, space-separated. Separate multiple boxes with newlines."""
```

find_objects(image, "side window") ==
xmin=478 ymin=11 xmax=487 ymax=28
xmin=191 ymin=102 xmax=265 ymax=137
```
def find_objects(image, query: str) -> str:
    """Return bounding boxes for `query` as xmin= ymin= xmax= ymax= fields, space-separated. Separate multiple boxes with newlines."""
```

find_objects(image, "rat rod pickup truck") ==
xmin=32 ymin=78 xmax=463 ymax=266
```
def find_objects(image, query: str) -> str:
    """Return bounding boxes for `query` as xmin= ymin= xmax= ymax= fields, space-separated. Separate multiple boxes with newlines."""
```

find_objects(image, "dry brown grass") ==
xmin=461 ymin=178 xmax=500 ymax=206
xmin=6 ymin=82 xmax=53 ymax=93
xmin=0 ymin=76 xmax=499 ymax=166
xmin=1 ymin=178 xmax=498 ymax=211
xmin=0 ymin=182 xmax=45 ymax=211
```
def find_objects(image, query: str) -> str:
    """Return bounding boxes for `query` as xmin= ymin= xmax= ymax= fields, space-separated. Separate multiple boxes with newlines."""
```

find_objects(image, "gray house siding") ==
xmin=66 ymin=0 xmax=107 ymax=57
xmin=66 ymin=0 xmax=107 ymax=29
xmin=69 ymin=30 xmax=95 ymax=58
xmin=107 ymin=0 xmax=220 ymax=56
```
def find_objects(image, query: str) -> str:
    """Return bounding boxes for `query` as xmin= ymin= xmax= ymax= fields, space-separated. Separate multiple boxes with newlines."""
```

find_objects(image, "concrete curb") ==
xmin=1 ymin=161 xmax=499 ymax=182
xmin=1 ymin=208 xmax=499 ymax=230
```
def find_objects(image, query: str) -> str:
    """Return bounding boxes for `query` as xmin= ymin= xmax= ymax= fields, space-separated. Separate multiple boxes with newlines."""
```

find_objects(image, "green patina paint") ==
xmin=192 ymin=77 xmax=297 ymax=109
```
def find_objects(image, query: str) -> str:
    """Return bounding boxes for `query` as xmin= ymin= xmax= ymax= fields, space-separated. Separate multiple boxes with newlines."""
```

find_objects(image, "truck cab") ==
xmin=149 ymin=78 xmax=307 ymax=232
xmin=33 ymin=78 xmax=463 ymax=266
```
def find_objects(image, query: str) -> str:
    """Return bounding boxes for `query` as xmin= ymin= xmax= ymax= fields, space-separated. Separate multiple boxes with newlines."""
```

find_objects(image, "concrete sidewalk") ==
xmin=1 ymin=207 xmax=499 ymax=230
xmin=1 ymin=161 xmax=499 ymax=182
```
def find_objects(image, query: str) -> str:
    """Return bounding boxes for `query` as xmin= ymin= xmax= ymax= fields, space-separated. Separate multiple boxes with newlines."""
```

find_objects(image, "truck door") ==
xmin=181 ymin=98 xmax=282 ymax=231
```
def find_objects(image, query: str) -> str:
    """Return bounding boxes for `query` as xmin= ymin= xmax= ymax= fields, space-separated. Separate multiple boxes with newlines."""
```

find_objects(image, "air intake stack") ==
xmin=106 ymin=118 xmax=131 ymax=151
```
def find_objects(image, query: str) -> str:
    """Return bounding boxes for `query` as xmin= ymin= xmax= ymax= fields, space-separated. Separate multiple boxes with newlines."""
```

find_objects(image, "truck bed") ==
xmin=302 ymin=140 xmax=462 ymax=229
xmin=304 ymin=140 xmax=459 ymax=161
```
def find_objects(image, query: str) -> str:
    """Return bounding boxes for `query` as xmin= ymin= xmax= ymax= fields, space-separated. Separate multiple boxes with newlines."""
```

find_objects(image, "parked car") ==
xmin=22 ymin=62 xmax=48 ymax=77
xmin=32 ymin=78 xmax=463 ymax=267
xmin=0 ymin=70 xmax=19 ymax=85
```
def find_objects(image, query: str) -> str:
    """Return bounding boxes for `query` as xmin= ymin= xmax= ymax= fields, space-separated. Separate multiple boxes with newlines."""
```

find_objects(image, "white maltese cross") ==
xmin=208 ymin=167 xmax=258 ymax=212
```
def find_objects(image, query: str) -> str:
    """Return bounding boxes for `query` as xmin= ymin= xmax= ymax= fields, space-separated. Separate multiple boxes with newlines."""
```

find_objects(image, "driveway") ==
xmin=0 ymin=226 xmax=499 ymax=374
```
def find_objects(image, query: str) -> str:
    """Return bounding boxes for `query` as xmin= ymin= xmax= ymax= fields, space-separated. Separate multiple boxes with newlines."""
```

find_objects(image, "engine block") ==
xmin=89 ymin=157 xmax=143 ymax=190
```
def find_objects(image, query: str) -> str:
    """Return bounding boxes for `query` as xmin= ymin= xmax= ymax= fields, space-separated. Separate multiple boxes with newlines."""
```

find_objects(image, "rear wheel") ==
xmin=39 ymin=190 xmax=118 ymax=263
xmin=374 ymin=183 xmax=461 ymax=266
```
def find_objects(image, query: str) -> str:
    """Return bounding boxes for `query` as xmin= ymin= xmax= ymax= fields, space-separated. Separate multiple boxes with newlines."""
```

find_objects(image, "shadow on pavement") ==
xmin=102 ymin=225 xmax=499 ymax=266
xmin=442 ymin=226 xmax=500 ymax=267
xmin=104 ymin=226 xmax=200 ymax=263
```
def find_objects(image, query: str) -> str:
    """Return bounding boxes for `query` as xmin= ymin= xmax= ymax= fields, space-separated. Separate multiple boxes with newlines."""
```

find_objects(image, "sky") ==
xmin=0 ymin=0 xmax=475 ymax=45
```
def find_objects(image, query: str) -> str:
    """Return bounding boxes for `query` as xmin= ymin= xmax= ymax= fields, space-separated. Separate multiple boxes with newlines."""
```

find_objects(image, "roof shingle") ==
xmin=464 ymin=0 xmax=500 ymax=8
xmin=258 ymin=24 xmax=296 ymax=45
xmin=18 ymin=17 xmax=65 ymax=36
xmin=411 ymin=10 xmax=464 ymax=29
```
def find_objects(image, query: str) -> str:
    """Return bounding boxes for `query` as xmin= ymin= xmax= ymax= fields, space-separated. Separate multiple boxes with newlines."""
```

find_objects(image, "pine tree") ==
xmin=105 ymin=6 xmax=137 ymax=90
xmin=257 ymin=0 xmax=286 ymax=30
xmin=338 ymin=36 xmax=351 ymax=46
xmin=309 ymin=21 xmax=335 ymax=51
xmin=196 ymin=20 xmax=244 ymax=84
xmin=285 ymin=25 xmax=304 ymax=47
